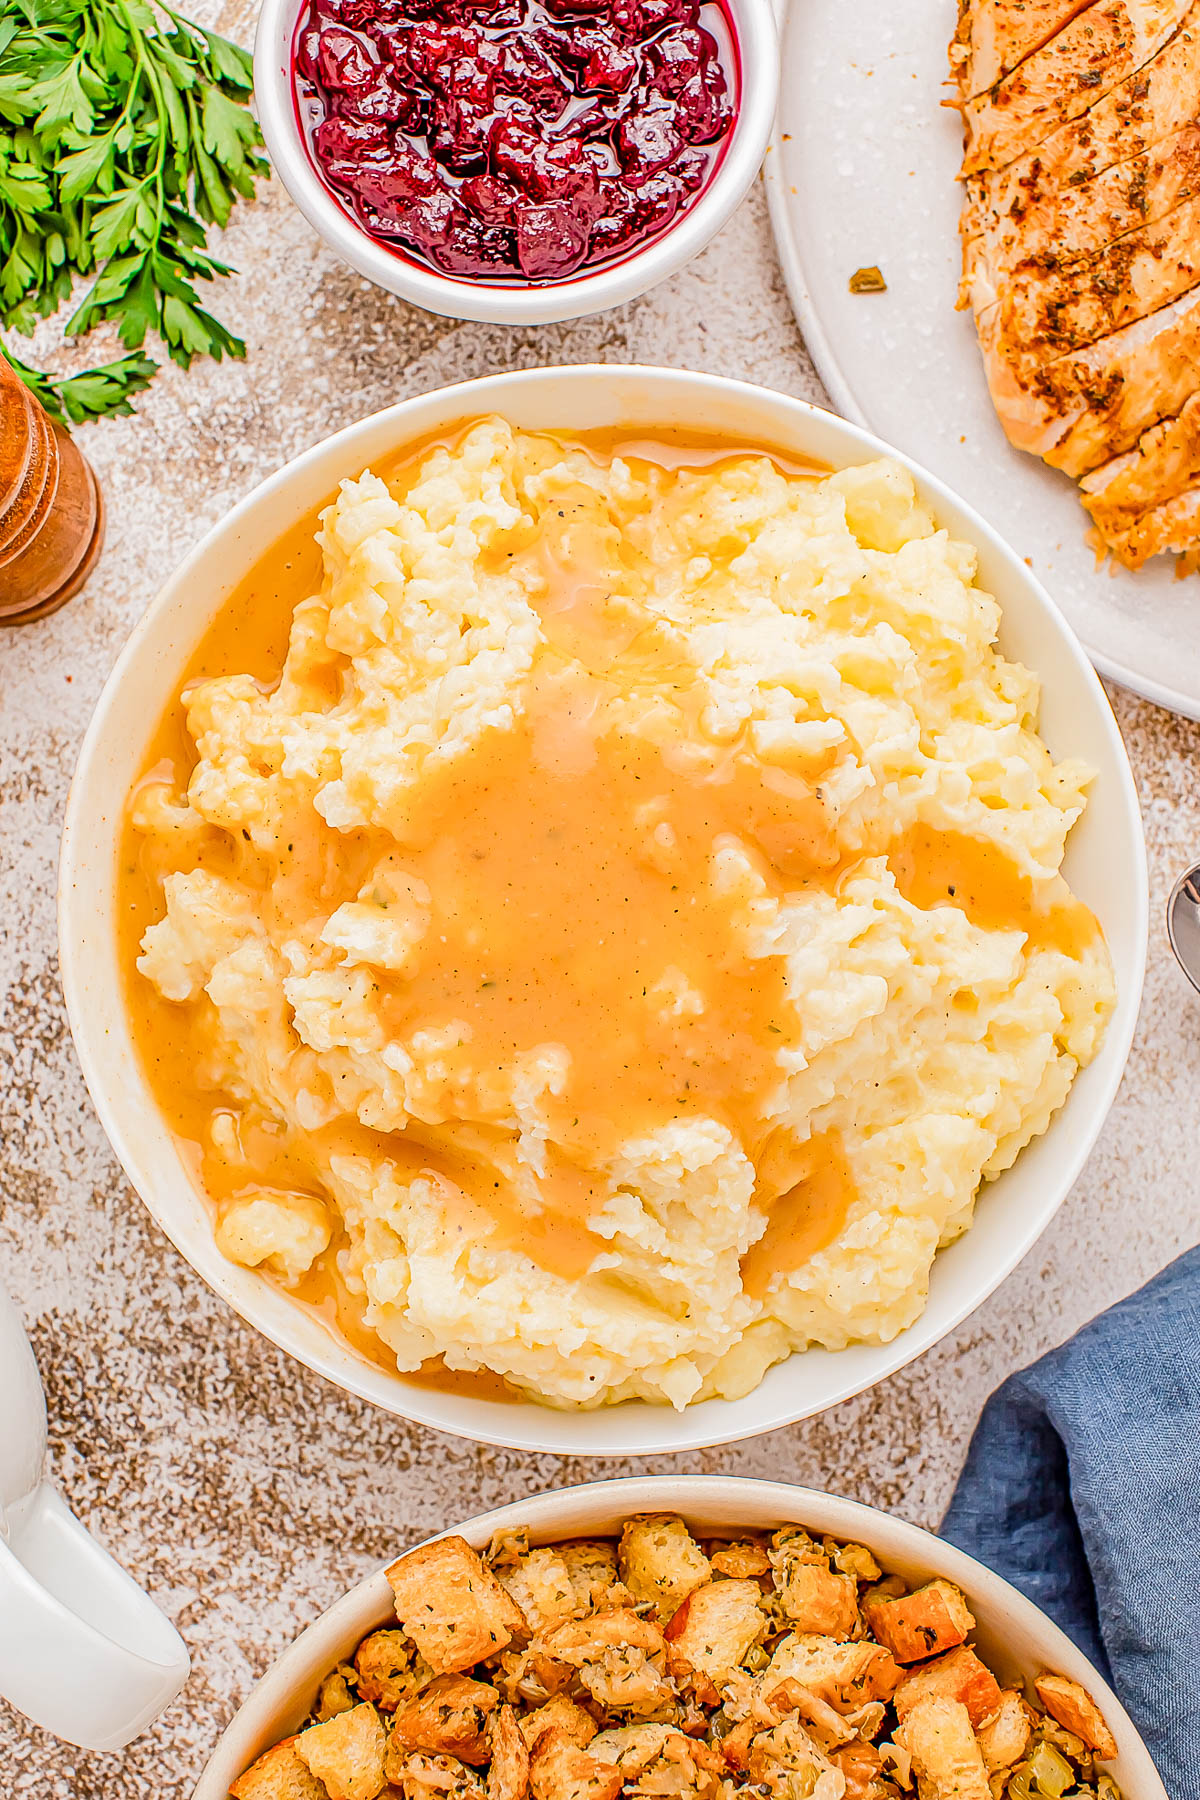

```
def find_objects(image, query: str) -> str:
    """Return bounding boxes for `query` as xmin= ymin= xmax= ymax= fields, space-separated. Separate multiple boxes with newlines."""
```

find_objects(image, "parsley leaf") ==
xmin=0 ymin=0 xmax=268 ymax=422
xmin=2 ymin=342 xmax=156 ymax=425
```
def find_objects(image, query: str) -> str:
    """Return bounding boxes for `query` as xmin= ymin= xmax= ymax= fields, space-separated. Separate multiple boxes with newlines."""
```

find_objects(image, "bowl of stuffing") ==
xmin=253 ymin=0 xmax=778 ymax=323
xmin=192 ymin=1475 xmax=1167 ymax=1800
xmin=58 ymin=365 xmax=1146 ymax=1455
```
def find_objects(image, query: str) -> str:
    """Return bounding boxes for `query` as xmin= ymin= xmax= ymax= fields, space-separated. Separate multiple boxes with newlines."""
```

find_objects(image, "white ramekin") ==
xmin=58 ymin=365 xmax=1147 ymax=1459
xmin=253 ymin=0 xmax=779 ymax=324
xmin=191 ymin=1475 xmax=1168 ymax=1800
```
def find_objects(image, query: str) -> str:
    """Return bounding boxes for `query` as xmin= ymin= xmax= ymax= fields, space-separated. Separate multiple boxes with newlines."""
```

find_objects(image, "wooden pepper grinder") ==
xmin=0 ymin=355 xmax=105 ymax=625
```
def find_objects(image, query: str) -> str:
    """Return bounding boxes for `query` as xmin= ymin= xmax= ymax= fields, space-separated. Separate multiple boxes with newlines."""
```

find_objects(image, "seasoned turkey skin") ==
xmin=952 ymin=0 xmax=1200 ymax=567
xmin=950 ymin=0 xmax=1100 ymax=100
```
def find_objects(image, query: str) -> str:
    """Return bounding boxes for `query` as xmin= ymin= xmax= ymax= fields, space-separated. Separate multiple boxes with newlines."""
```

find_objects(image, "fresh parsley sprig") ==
xmin=0 ymin=0 xmax=268 ymax=422
xmin=1 ymin=342 xmax=157 ymax=425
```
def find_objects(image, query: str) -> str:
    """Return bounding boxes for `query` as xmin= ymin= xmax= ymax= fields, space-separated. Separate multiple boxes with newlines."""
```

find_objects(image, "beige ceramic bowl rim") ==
xmin=253 ymin=0 xmax=780 ymax=325
xmin=58 ymin=364 xmax=1148 ymax=1459
xmin=191 ymin=1474 xmax=1168 ymax=1800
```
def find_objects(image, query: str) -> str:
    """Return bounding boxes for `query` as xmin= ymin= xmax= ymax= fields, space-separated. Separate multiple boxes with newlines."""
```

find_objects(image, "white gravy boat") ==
xmin=0 ymin=1285 xmax=190 ymax=1750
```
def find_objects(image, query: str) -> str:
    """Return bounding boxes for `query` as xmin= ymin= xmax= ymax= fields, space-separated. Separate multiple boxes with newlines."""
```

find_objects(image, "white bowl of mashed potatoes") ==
xmin=58 ymin=366 xmax=1147 ymax=1455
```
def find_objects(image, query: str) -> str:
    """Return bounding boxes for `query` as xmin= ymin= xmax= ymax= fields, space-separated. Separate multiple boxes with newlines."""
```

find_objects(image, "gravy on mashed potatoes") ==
xmin=122 ymin=418 xmax=1115 ymax=1409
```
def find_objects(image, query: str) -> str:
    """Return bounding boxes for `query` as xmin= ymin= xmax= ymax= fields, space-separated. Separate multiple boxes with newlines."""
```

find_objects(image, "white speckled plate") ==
xmin=764 ymin=0 xmax=1200 ymax=721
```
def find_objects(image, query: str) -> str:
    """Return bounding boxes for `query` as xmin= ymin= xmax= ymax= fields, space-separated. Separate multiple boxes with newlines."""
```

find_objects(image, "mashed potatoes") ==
xmin=127 ymin=419 xmax=1115 ymax=1409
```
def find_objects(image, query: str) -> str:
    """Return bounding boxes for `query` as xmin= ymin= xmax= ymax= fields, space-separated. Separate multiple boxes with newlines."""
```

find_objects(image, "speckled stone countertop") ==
xmin=3 ymin=6 xmax=1200 ymax=1793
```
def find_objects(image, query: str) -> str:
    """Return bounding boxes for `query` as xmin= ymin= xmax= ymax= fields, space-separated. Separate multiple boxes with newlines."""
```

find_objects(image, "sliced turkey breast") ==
xmin=963 ymin=123 xmax=1200 ymax=322
xmin=953 ymin=0 xmax=1200 ymax=564
xmin=949 ymin=0 xmax=1101 ymax=98
xmin=959 ymin=0 xmax=1193 ymax=177
xmin=959 ymin=11 xmax=1200 ymax=292
xmin=1084 ymin=471 xmax=1200 ymax=563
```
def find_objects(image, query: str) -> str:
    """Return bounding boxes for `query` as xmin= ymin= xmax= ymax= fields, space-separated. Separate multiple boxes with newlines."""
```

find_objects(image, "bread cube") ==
xmin=577 ymin=1645 xmax=674 ymax=1717
xmin=528 ymin=1731 xmax=624 ymax=1800
xmin=823 ymin=1538 xmax=881 ymax=1583
xmin=775 ymin=1562 xmax=859 ymax=1638
xmin=708 ymin=1541 xmax=771 ymax=1579
xmin=391 ymin=1674 xmax=499 ymax=1765
xmin=763 ymin=1634 xmax=901 ymax=1712
xmin=664 ymin=1578 xmax=766 ymax=1683
xmin=745 ymin=1718 xmax=834 ymax=1797
xmin=496 ymin=1550 xmax=578 ymax=1634
xmin=295 ymin=1703 xmax=388 ymax=1800
xmin=587 ymin=1724 xmax=676 ymax=1778
xmin=519 ymin=1697 xmax=599 ymax=1752
xmin=230 ymin=1738 xmax=329 ymax=1800
xmin=895 ymin=1696 xmax=989 ymax=1800
xmin=863 ymin=1579 xmax=974 ymax=1665
xmin=540 ymin=1609 xmax=666 ymax=1665
xmin=356 ymin=1631 xmax=426 ymax=1712
xmin=318 ymin=1668 xmax=359 ymax=1722
xmin=976 ymin=1691 xmax=1031 ymax=1771
xmin=488 ymin=1705 xmax=530 ymax=1800
xmin=1033 ymin=1674 xmax=1118 ymax=1759
xmin=383 ymin=1749 xmax=485 ymax=1800
xmin=555 ymin=1543 xmax=631 ymax=1616
xmin=894 ymin=1647 xmax=1002 ymax=1729
xmin=618 ymin=1516 xmax=711 ymax=1622
xmin=386 ymin=1538 xmax=528 ymax=1674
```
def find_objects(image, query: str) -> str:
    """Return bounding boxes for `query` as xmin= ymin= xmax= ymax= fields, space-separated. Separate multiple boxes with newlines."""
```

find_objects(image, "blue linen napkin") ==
xmin=940 ymin=1245 xmax=1200 ymax=1797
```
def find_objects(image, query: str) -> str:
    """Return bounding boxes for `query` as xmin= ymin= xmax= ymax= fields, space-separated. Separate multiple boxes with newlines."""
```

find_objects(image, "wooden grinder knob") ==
xmin=0 ymin=357 xmax=105 ymax=625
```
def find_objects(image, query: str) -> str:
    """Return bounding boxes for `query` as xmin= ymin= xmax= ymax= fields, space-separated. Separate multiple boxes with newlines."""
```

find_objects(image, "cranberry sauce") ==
xmin=293 ymin=0 xmax=738 ymax=284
